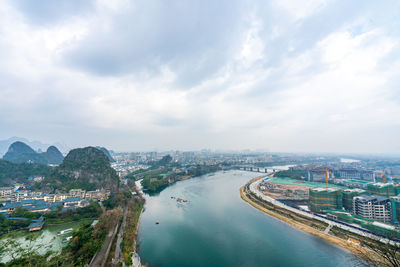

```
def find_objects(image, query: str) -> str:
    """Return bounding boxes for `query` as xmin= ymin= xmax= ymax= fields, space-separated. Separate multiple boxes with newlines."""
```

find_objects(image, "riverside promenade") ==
xmin=245 ymin=173 xmax=398 ymax=246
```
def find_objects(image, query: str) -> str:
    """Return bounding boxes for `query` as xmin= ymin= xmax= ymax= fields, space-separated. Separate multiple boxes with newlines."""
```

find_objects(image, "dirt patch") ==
xmin=259 ymin=182 xmax=309 ymax=199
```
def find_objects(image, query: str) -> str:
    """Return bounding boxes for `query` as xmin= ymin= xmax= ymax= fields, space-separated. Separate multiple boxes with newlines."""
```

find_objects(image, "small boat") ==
xmin=62 ymin=236 xmax=72 ymax=242
xmin=155 ymin=222 xmax=160 ymax=224
xmin=176 ymin=198 xmax=188 ymax=203
xmin=57 ymin=228 xmax=74 ymax=235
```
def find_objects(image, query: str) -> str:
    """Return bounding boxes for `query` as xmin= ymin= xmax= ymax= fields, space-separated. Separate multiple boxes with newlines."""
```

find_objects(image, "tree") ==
xmin=156 ymin=155 xmax=172 ymax=166
xmin=355 ymin=238 xmax=400 ymax=267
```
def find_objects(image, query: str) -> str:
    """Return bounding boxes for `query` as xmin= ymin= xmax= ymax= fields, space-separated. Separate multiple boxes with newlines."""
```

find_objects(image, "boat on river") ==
xmin=62 ymin=236 xmax=73 ymax=242
xmin=57 ymin=228 xmax=74 ymax=235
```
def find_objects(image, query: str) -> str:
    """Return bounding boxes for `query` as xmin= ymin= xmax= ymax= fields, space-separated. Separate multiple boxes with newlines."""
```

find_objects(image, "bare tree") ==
xmin=353 ymin=238 xmax=400 ymax=267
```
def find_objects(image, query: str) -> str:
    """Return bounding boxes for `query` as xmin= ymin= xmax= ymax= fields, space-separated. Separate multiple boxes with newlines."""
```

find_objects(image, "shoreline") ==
xmin=239 ymin=176 xmax=378 ymax=263
xmin=132 ymin=196 xmax=145 ymax=266
xmin=141 ymin=168 xmax=230 ymax=194
xmin=133 ymin=204 xmax=144 ymax=250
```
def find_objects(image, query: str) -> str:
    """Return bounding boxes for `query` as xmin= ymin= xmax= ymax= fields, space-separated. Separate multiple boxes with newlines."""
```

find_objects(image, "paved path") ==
xmin=99 ymin=201 xmax=106 ymax=213
xmin=90 ymin=223 xmax=119 ymax=267
xmin=112 ymin=207 xmax=128 ymax=266
xmin=132 ymin=252 xmax=141 ymax=267
xmin=324 ymin=224 xmax=333 ymax=234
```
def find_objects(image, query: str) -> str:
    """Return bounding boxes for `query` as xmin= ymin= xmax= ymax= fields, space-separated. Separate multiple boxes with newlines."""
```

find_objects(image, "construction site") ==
xmin=367 ymin=182 xmax=400 ymax=196
xmin=309 ymin=188 xmax=343 ymax=212
xmin=259 ymin=181 xmax=309 ymax=200
xmin=342 ymin=189 xmax=366 ymax=210
xmin=259 ymin=168 xmax=342 ymax=206
xmin=326 ymin=209 xmax=400 ymax=239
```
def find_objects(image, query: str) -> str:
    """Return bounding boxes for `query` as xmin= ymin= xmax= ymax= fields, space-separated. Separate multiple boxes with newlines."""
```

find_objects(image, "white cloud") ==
xmin=0 ymin=0 xmax=399 ymax=153
xmin=273 ymin=0 xmax=332 ymax=20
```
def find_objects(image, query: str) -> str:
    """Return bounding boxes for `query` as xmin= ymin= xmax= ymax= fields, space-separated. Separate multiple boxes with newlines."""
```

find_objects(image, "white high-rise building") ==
xmin=353 ymin=195 xmax=392 ymax=223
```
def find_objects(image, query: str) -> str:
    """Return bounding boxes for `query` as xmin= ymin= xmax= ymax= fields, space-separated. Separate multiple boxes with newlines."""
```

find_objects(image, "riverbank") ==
xmin=121 ymin=199 xmax=144 ymax=265
xmin=131 ymin=203 xmax=144 ymax=266
xmin=138 ymin=165 xmax=226 ymax=194
xmin=240 ymin=176 xmax=383 ymax=265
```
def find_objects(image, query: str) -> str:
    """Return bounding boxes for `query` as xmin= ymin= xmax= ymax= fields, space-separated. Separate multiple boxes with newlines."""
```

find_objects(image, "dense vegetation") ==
xmin=45 ymin=146 xmax=64 ymax=165
xmin=95 ymin=146 xmax=115 ymax=162
xmin=139 ymin=164 xmax=222 ymax=193
xmin=142 ymin=178 xmax=169 ymax=192
xmin=187 ymin=164 xmax=222 ymax=177
xmin=102 ymin=190 xmax=133 ymax=210
xmin=125 ymin=166 xmax=156 ymax=181
xmin=2 ymin=141 xmax=64 ymax=165
xmin=0 ymin=159 xmax=52 ymax=186
xmin=60 ymin=209 xmax=122 ymax=266
xmin=152 ymin=155 xmax=172 ymax=166
xmin=0 ymin=208 xmax=122 ymax=267
xmin=0 ymin=211 xmax=37 ymax=234
xmin=121 ymin=198 xmax=144 ymax=265
xmin=38 ymin=147 xmax=119 ymax=192
xmin=102 ymin=187 xmax=145 ymax=265
xmin=0 ymin=202 xmax=102 ymax=234
xmin=44 ymin=201 xmax=102 ymax=224
xmin=274 ymin=169 xmax=306 ymax=179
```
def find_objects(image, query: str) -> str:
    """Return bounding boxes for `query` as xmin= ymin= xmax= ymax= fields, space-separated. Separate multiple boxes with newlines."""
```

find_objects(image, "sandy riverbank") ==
xmin=239 ymin=177 xmax=382 ymax=264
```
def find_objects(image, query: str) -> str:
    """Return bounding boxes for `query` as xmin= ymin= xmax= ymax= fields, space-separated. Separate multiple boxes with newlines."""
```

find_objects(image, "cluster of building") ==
xmin=309 ymin=183 xmax=400 ymax=225
xmin=0 ymin=188 xmax=110 ymax=214
xmin=0 ymin=197 xmax=89 ymax=214
xmin=0 ymin=187 xmax=110 ymax=202
xmin=307 ymin=168 xmax=379 ymax=183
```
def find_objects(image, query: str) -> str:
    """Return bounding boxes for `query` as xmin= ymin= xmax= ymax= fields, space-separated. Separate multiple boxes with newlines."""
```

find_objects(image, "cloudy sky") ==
xmin=0 ymin=0 xmax=399 ymax=154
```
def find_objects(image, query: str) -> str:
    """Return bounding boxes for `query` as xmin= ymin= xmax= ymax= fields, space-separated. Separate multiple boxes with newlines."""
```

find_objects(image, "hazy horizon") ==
xmin=1 ymin=0 xmax=399 ymax=154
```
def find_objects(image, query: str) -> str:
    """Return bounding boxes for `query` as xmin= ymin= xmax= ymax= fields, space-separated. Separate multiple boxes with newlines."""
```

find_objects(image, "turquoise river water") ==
xmin=137 ymin=170 xmax=360 ymax=267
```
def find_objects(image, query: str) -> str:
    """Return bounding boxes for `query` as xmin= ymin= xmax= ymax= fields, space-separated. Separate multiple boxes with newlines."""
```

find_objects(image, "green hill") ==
xmin=45 ymin=146 xmax=64 ymax=164
xmin=0 ymin=159 xmax=52 ymax=186
xmin=2 ymin=142 xmax=64 ymax=165
xmin=3 ymin=141 xmax=47 ymax=164
xmin=95 ymin=146 xmax=116 ymax=162
xmin=42 ymin=147 xmax=119 ymax=192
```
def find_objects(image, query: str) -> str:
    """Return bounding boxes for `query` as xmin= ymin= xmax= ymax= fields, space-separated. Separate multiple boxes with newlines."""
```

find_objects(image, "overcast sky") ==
xmin=0 ymin=0 xmax=399 ymax=154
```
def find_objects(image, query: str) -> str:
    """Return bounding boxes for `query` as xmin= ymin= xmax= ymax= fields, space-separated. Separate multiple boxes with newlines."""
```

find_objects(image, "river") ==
xmin=137 ymin=170 xmax=359 ymax=267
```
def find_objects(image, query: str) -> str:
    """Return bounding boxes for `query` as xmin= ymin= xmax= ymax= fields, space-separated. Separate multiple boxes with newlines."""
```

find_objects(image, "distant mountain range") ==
xmin=0 ymin=137 xmax=69 ymax=156
xmin=2 ymin=141 xmax=64 ymax=165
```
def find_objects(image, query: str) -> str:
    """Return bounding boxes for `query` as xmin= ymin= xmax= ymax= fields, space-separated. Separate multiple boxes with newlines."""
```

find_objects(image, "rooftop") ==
xmin=369 ymin=182 xmax=395 ymax=188
xmin=28 ymin=220 xmax=44 ymax=229
xmin=64 ymin=197 xmax=83 ymax=202
xmin=310 ymin=187 xmax=340 ymax=192
xmin=372 ymin=221 xmax=396 ymax=230
xmin=343 ymin=188 xmax=366 ymax=193
xmin=355 ymin=195 xmax=390 ymax=202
